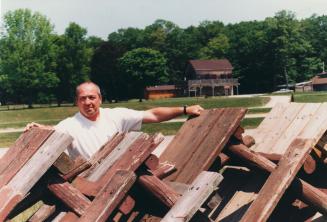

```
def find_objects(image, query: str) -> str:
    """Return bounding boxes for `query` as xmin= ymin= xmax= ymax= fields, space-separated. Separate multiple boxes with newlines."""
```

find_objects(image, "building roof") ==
xmin=189 ymin=59 xmax=233 ymax=71
xmin=312 ymin=75 xmax=327 ymax=85
xmin=145 ymin=85 xmax=176 ymax=91
xmin=295 ymin=81 xmax=312 ymax=86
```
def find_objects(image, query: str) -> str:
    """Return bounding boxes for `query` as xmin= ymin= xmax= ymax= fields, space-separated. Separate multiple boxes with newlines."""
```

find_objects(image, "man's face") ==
xmin=76 ymin=84 xmax=102 ymax=121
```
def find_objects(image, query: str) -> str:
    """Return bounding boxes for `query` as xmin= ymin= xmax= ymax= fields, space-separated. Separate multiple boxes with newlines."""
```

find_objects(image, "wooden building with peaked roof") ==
xmin=311 ymin=72 xmax=327 ymax=91
xmin=185 ymin=59 xmax=239 ymax=96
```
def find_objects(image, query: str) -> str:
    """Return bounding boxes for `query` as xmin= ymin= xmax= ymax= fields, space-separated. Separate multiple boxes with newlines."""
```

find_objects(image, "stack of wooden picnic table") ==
xmin=1 ymin=103 xmax=327 ymax=222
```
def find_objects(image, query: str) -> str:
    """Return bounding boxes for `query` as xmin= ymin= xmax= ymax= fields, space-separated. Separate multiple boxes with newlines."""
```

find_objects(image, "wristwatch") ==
xmin=183 ymin=105 xmax=187 ymax=115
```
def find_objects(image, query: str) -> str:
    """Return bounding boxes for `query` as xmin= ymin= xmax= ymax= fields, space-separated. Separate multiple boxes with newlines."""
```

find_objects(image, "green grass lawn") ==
xmin=0 ymin=132 xmax=21 ymax=147
xmin=0 ymin=96 xmax=269 ymax=129
xmin=0 ymin=96 xmax=270 ymax=147
xmin=247 ymin=107 xmax=271 ymax=114
xmin=0 ymin=118 xmax=264 ymax=147
xmin=293 ymin=91 xmax=327 ymax=103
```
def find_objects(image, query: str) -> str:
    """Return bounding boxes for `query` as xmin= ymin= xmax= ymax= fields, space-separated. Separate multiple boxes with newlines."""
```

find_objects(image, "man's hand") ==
xmin=24 ymin=122 xmax=53 ymax=132
xmin=185 ymin=105 xmax=204 ymax=116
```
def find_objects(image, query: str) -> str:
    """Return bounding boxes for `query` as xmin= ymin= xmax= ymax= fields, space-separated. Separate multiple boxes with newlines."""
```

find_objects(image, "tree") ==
xmin=302 ymin=15 xmax=327 ymax=73
xmin=265 ymin=11 xmax=317 ymax=88
xmin=197 ymin=21 xmax=226 ymax=45
xmin=54 ymin=22 xmax=92 ymax=105
xmin=108 ymin=27 xmax=145 ymax=51
xmin=90 ymin=41 xmax=127 ymax=101
xmin=144 ymin=20 xmax=189 ymax=83
xmin=0 ymin=9 xmax=59 ymax=107
xmin=225 ymin=20 xmax=271 ymax=93
xmin=86 ymin=36 xmax=104 ymax=50
xmin=119 ymin=48 xmax=168 ymax=101
xmin=198 ymin=34 xmax=230 ymax=59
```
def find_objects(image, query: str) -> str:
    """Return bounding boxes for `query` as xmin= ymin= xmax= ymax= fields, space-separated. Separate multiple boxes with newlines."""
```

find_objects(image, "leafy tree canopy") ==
xmin=0 ymin=9 xmax=59 ymax=107
xmin=119 ymin=48 xmax=168 ymax=100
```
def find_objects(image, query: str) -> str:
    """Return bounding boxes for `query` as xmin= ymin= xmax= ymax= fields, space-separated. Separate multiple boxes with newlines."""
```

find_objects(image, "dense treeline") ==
xmin=0 ymin=9 xmax=326 ymax=106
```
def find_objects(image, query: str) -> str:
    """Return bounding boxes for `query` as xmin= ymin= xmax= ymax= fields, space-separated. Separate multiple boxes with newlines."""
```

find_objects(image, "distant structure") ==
xmin=294 ymin=81 xmax=313 ymax=92
xmin=144 ymin=85 xmax=179 ymax=100
xmin=295 ymin=71 xmax=327 ymax=92
xmin=311 ymin=72 xmax=327 ymax=91
xmin=185 ymin=59 xmax=239 ymax=96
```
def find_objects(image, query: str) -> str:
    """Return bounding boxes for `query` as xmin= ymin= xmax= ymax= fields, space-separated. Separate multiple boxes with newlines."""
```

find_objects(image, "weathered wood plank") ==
xmin=0 ymin=128 xmax=54 ymax=187
xmin=161 ymin=171 xmax=223 ymax=222
xmin=240 ymin=138 xmax=314 ymax=222
xmin=215 ymin=172 xmax=264 ymax=222
xmin=138 ymin=175 xmax=180 ymax=208
xmin=0 ymin=128 xmax=53 ymax=175
xmin=242 ymin=135 xmax=255 ymax=148
xmin=0 ymin=131 xmax=72 ymax=221
xmin=160 ymin=109 xmax=225 ymax=177
xmin=118 ymin=195 xmax=135 ymax=215
xmin=0 ymin=186 xmax=23 ymax=222
xmin=251 ymin=103 xmax=304 ymax=154
xmin=48 ymin=178 xmax=91 ymax=216
xmin=84 ymin=132 xmax=142 ymax=181
xmin=160 ymin=108 xmax=246 ymax=184
xmin=297 ymin=103 xmax=327 ymax=140
xmin=144 ymin=154 xmax=159 ymax=171
xmin=126 ymin=211 xmax=140 ymax=222
xmin=164 ymin=181 xmax=190 ymax=196
xmin=89 ymin=133 xmax=126 ymax=165
xmin=29 ymin=204 xmax=56 ymax=222
xmin=61 ymin=161 xmax=92 ymax=181
xmin=247 ymin=103 xmax=288 ymax=146
xmin=54 ymin=212 xmax=79 ymax=222
xmin=140 ymin=214 xmax=162 ymax=222
xmin=74 ymin=133 xmax=163 ymax=196
xmin=7 ymin=131 xmax=72 ymax=194
xmin=53 ymin=152 xmax=78 ymax=175
xmin=54 ymin=153 xmax=92 ymax=181
xmin=77 ymin=170 xmax=136 ymax=222
xmin=179 ymin=108 xmax=246 ymax=183
xmin=150 ymin=161 xmax=176 ymax=179
xmin=228 ymin=143 xmax=327 ymax=215
xmin=271 ymin=103 xmax=320 ymax=154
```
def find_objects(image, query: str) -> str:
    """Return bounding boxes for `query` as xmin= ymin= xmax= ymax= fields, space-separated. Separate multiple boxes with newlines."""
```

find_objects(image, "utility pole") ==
xmin=284 ymin=67 xmax=289 ymax=89
xmin=323 ymin=62 xmax=325 ymax=73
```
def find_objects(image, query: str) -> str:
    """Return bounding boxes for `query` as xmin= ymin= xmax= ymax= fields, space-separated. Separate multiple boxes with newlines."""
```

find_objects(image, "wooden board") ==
xmin=48 ymin=179 xmax=91 ymax=216
xmin=240 ymin=103 xmax=327 ymax=222
xmin=160 ymin=108 xmax=246 ymax=184
xmin=73 ymin=133 xmax=164 ymax=196
xmin=0 ymin=128 xmax=54 ymax=187
xmin=271 ymin=103 xmax=320 ymax=154
xmin=246 ymin=103 xmax=288 ymax=145
xmin=250 ymin=103 xmax=327 ymax=155
xmin=78 ymin=170 xmax=136 ymax=222
xmin=86 ymin=132 xmax=142 ymax=182
xmin=251 ymin=103 xmax=304 ymax=154
xmin=29 ymin=204 xmax=56 ymax=222
xmin=161 ymin=171 xmax=223 ymax=222
xmin=240 ymin=138 xmax=314 ymax=222
xmin=0 ymin=130 xmax=72 ymax=221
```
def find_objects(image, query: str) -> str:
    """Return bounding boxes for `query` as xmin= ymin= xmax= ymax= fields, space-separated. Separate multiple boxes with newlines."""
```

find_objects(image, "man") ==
xmin=27 ymin=81 xmax=204 ymax=159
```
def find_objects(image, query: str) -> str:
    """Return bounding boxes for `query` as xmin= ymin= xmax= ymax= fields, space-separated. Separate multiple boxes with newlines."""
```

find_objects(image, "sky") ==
xmin=1 ymin=0 xmax=327 ymax=39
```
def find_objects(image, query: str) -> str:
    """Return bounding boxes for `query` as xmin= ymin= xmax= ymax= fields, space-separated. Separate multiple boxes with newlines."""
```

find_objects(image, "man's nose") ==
xmin=85 ymin=98 xmax=92 ymax=104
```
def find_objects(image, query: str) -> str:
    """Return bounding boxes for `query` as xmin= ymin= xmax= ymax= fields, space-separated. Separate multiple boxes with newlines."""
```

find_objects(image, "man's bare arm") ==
xmin=142 ymin=105 xmax=204 ymax=123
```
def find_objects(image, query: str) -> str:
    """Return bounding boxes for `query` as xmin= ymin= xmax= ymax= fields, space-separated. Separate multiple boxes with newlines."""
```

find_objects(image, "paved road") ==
xmin=263 ymin=95 xmax=291 ymax=108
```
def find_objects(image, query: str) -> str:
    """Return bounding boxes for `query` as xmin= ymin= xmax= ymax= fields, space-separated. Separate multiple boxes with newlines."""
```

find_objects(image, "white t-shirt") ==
xmin=55 ymin=107 xmax=144 ymax=159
